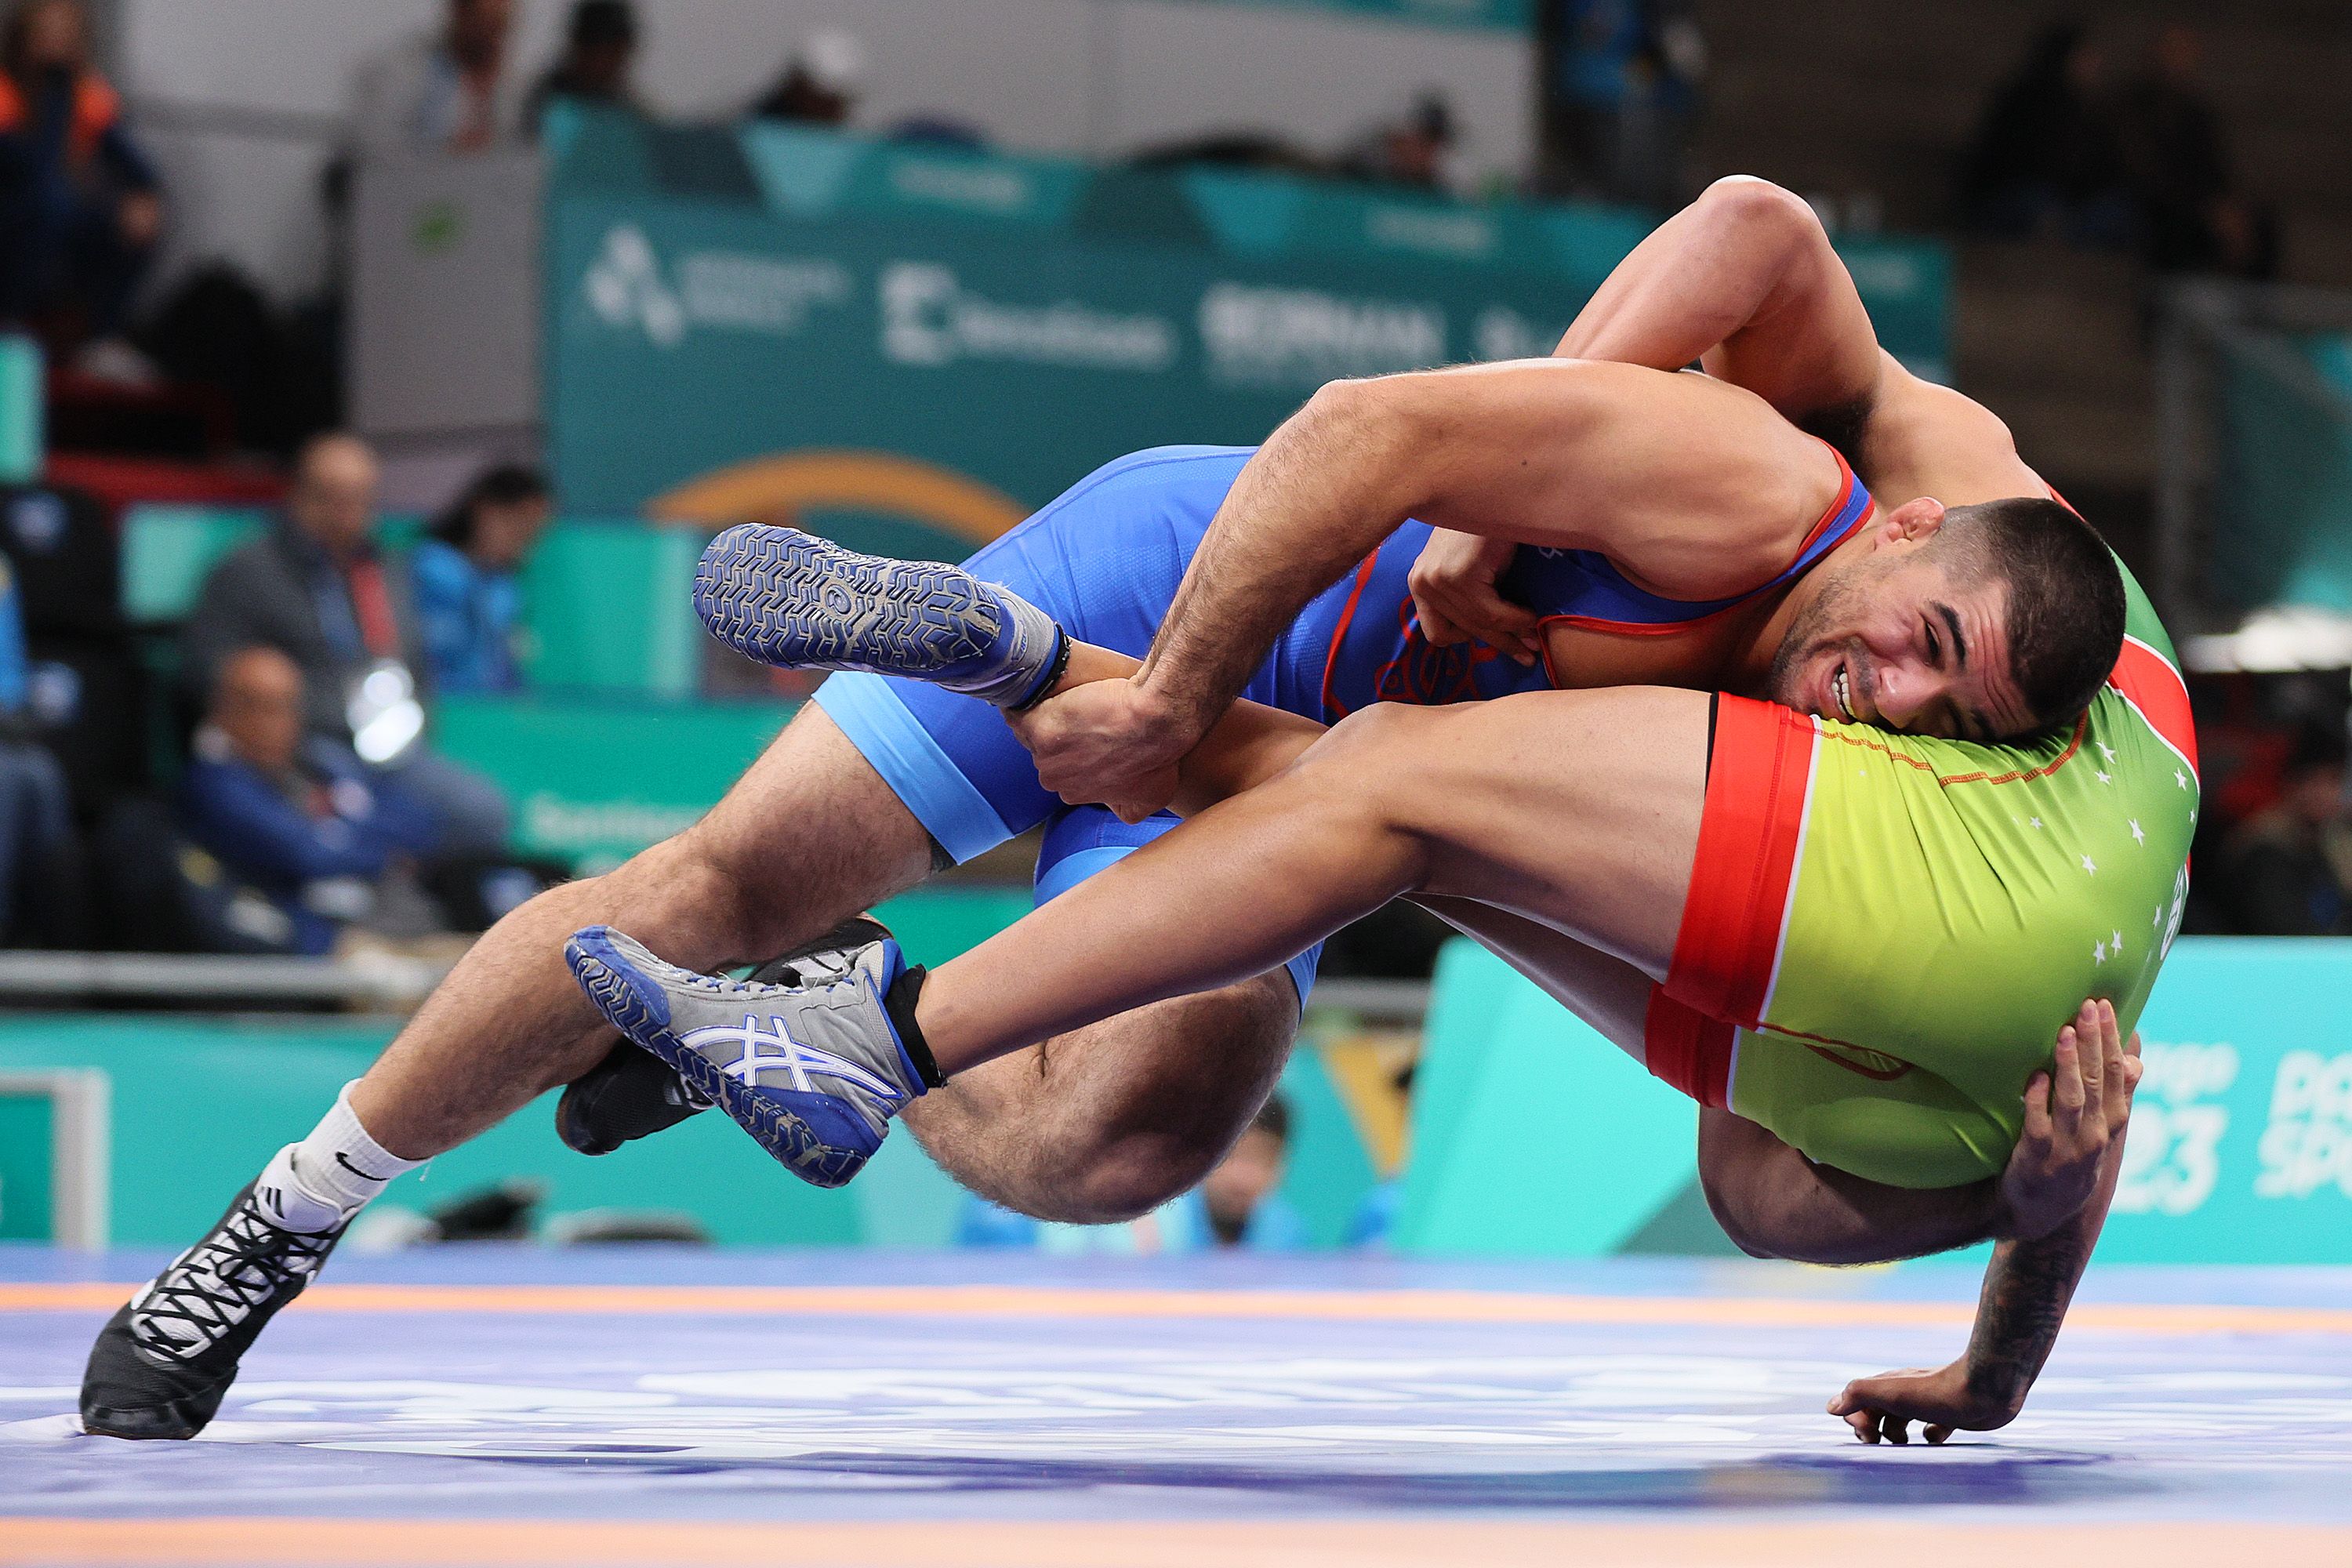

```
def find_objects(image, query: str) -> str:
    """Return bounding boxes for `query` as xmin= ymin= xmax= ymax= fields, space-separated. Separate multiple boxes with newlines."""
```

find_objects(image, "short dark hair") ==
xmin=430 ymin=463 xmax=550 ymax=549
xmin=1933 ymin=496 xmax=2125 ymax=729
xmin=569 ymin=0 xmax=635 ymax=48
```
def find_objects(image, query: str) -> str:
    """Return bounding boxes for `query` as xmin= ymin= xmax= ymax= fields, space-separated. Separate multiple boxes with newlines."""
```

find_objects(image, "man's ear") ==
xmin=1876 ymin=496 xmax=1947 ymax=548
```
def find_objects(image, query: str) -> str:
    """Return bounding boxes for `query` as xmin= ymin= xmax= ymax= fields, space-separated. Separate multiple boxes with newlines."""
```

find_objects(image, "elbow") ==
xmin=1700 ymin=1167 xmax=1779 ymax=1259
xmin=1295 ymin=373 xmax=1429 ymax=487
xmin=1697 ymin=176 xmax=1828 ymax=260
xmin=1300 ymin=373 xmax=1412 ymax=440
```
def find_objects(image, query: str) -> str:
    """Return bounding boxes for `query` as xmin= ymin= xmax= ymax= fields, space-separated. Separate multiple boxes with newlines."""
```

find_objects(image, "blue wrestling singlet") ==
xmin=815 ymin=445 xmax=1874 ymax=1003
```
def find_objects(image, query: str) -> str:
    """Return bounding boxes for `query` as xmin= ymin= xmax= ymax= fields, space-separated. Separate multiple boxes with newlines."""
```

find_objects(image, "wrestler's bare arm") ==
xmin=1554 ymin=176 xmax=1884 ymax=426
xmin=1834 ymin=1108 xmax=2130 ymax=1440
xmin=1079 ymin=361 xmax=1836 ymax=782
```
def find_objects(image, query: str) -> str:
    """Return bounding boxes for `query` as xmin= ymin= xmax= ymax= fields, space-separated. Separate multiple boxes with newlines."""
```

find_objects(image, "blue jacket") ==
xmin=179 ymin=734 xmax=441 ymax=954
xmin=410 ymin=537 xmax=524 ymax=695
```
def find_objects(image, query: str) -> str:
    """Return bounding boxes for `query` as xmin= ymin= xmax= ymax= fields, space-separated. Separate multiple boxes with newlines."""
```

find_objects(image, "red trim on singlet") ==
xmin=2045 ymin=478 xmax=2200 ymax=775
xmin=1644 ymin=987 xmax=1737 ymax=1109
xmin=1320 ymin=442 xmax=1874 ymax=711
xmin=1664 ymin=695 xmax=1817 ymax=1029
xmin=1526 ymin=444 xmax=1875 ymax=641
xmin=1319 ymin=554 xmax=1382 ymax=720
xmin=2110 ymin=636 xmax=2200 ymax=775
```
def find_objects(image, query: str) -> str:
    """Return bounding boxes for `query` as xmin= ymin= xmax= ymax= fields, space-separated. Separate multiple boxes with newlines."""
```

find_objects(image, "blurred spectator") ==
xmin=1343 ymin=1062 xmax=1416 ymax=1250
xmin=0 ymin=0 xmax=161 ymax=368
xmin=2213 ymin=722 xmax=2352 ymax=935
xmin=0 ymin=550 xmax=82 ymax=945
xmin=2117 ymin=24 xmax=2276 ymax=280
xmin=1537 ymin=0 xmax=1705 ymax=207
xmin=1958 ymin=23 xmax=2135 ymax=248
xmin=411 ymin=463 xmax=550 ymax=695
xmin=350 ymin=0 xmax=524 ymax=161
xmin=527 ymin=0 xmax=641 ymax=134
xmin=751 ymin=30 xmax=863 ymax=127
xmin=959 ymin=1096 xmax=1307 ymax=1254
xmin=1201 ymin=1094 xmax=1303 ymax=1247
xmin=1339 ymin=93 xmax=1457 ymax=193
xmin=181 ymin=432 xmax=510 ymax=857
xmin=178 ymin=646 xmax=443 ymax=956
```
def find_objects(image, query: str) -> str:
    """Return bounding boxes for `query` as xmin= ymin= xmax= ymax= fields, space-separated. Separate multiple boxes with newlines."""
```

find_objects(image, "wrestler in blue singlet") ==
xmin=815 ymin=445 xmax=1873 ymax=1004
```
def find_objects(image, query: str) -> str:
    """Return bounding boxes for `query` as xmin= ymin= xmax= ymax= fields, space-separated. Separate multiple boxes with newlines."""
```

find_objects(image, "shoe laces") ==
xmin=130 ymin=1197 xmax=340 ymax=1363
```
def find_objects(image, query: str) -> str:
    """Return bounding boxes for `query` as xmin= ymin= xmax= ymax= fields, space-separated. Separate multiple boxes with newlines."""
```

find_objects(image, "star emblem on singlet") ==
xmin=2098 ymin=742 xmax=2118 ymax=763
xmin=2129 ymin=819 xmax=2145 ymax=844
xmin=2093 ymin=938 xmax=2107 ymax=964
xmin=2082 ymin=855 xmax=2097 ymax=875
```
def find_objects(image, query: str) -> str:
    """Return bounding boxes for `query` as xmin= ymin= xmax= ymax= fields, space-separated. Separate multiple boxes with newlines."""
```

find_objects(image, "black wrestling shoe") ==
xmin=81 ymin=1180 xmax=347 ymax=1439
xmin=554 ymin=916 xmax=895 ymax=1157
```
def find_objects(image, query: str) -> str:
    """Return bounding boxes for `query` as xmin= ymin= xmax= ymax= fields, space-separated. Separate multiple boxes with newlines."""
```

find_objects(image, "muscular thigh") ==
xmin=615 ymin=704 xmax=938 ymax=965
xmin=1361 ymin=686 xmax=1711 ymax=978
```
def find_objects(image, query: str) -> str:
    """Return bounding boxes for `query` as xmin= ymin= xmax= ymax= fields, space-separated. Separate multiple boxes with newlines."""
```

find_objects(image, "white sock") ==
xmin=254 ymin=1083 xmax=422 ymax=1232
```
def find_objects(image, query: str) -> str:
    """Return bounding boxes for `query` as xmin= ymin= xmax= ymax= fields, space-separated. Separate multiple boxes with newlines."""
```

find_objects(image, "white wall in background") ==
xmin=1108 ymin=2 xmax=1530 ymax=188
xmin=117 ymin=0 xmax=1530 ymax=303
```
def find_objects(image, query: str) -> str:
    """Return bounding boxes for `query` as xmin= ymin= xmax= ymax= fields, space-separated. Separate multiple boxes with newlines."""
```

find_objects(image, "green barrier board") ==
xmin=1397 ymin=939 xmax=1702 ymax=1257
xmin=434 ymin=692 xmax=792 ymax=871
xmin=0 ymin=1091 xmax=54 ymax=1241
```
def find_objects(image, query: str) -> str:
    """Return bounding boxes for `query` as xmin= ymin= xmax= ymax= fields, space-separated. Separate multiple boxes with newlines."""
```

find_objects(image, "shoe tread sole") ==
xmin=696 ymin=526 xmax=998 ymax=676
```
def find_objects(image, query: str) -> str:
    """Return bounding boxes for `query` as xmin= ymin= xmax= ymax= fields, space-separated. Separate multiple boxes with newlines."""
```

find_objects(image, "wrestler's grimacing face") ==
xmin=1768 ymin=550 xmax=2033 ymax=742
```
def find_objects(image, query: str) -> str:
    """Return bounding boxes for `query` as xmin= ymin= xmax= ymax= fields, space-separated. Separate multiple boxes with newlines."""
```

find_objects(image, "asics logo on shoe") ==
xmin=681 ymin=1014 xmax=907 ymax=1105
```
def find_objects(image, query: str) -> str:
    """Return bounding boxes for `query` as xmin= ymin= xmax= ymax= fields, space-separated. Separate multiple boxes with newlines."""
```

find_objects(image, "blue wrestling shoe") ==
xmin=695 ymin=524 xmax=1068 ymax=708
xmin=563 ymin=923 xmax=942 ymax=1188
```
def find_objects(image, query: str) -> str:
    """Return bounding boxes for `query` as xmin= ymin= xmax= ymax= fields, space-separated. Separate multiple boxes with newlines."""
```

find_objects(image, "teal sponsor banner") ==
xmin=546 ymin=119 xmax=1950 ymax=533
xmin=435 ymin=693 xmax=790 ymax=872
xmin=2100 ymin=938 xmax=2352 ymax=1263
xmin=1402 ymin=935 xmax=2352 ymax=1264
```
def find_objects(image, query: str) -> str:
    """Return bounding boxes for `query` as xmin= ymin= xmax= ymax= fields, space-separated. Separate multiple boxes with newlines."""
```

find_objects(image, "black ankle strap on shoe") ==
xmin=1004 ymin=626 xmax=1072 ymax=713
xmin=884 ymin=965 xmax=947 ymax=1088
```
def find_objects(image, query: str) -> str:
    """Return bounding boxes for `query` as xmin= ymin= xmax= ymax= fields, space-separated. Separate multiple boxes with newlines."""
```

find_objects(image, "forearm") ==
xmin=1556 ymin=183 xmax=1799 ymax=369
xmin=1136 ymin=382 xmax=1421 ymax=739
xmin=1555 ymin=178 xmax=1880 ymax=427
xmin=1034 ymin=642 xmax=1325 ymax=815
xmin=1699 ymin=1109 xmax=2002 ymax=1266
xmin=1952 ymin=1132 xmax=2125 ymax=1414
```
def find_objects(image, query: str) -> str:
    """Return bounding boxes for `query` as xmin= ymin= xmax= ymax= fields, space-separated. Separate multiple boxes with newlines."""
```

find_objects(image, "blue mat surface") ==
xmin=5 ymin=1247 xmax=2351 ymax=1562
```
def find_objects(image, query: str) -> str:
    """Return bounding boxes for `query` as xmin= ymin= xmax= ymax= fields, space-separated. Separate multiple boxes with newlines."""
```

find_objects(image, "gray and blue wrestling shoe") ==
xmin=564 ymin=923 xmax=942 ymax=1188
xmin=695 ymin=524 xmax=1067 ymax=708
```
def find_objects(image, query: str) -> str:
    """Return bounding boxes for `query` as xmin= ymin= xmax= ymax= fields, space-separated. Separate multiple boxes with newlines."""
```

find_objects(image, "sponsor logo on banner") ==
xmin=585 ymin=224 xmax=851 ymax=347
xmin=523 ymin=792 xmax=702 ymax=868
xmin=2115 ymin=1040 xmax=2237 ymax=1215
xmin=1363 ymin=205 xmax=1497 ymax=260
xmin=2255 ymin=1049 xmax=2352 ymax=1201
xmin=1199 ymin=283 xmax=1446 ymax=388
xmin=887 ymin=158 xmax=1036 ymax=216
xmin=880 ymin=262 xmax=1177 ymax=372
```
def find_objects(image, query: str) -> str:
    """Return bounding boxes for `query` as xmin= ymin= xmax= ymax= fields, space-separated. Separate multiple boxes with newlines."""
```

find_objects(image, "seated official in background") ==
xmin=410 ymin=463 xmax=550 ymax=696
xmin=181 ymin=431 xmax=510 ymax=857
xmin=179 ymin=647 xmax=442 ymax=956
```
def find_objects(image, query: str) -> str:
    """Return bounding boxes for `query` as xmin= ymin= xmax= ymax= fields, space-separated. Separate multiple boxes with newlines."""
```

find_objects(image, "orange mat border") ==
xmin=5 ymin=1281 xmax=2352 ymax=1335
xmin=3 ymin=1517 xmax=2346 ymax=1568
